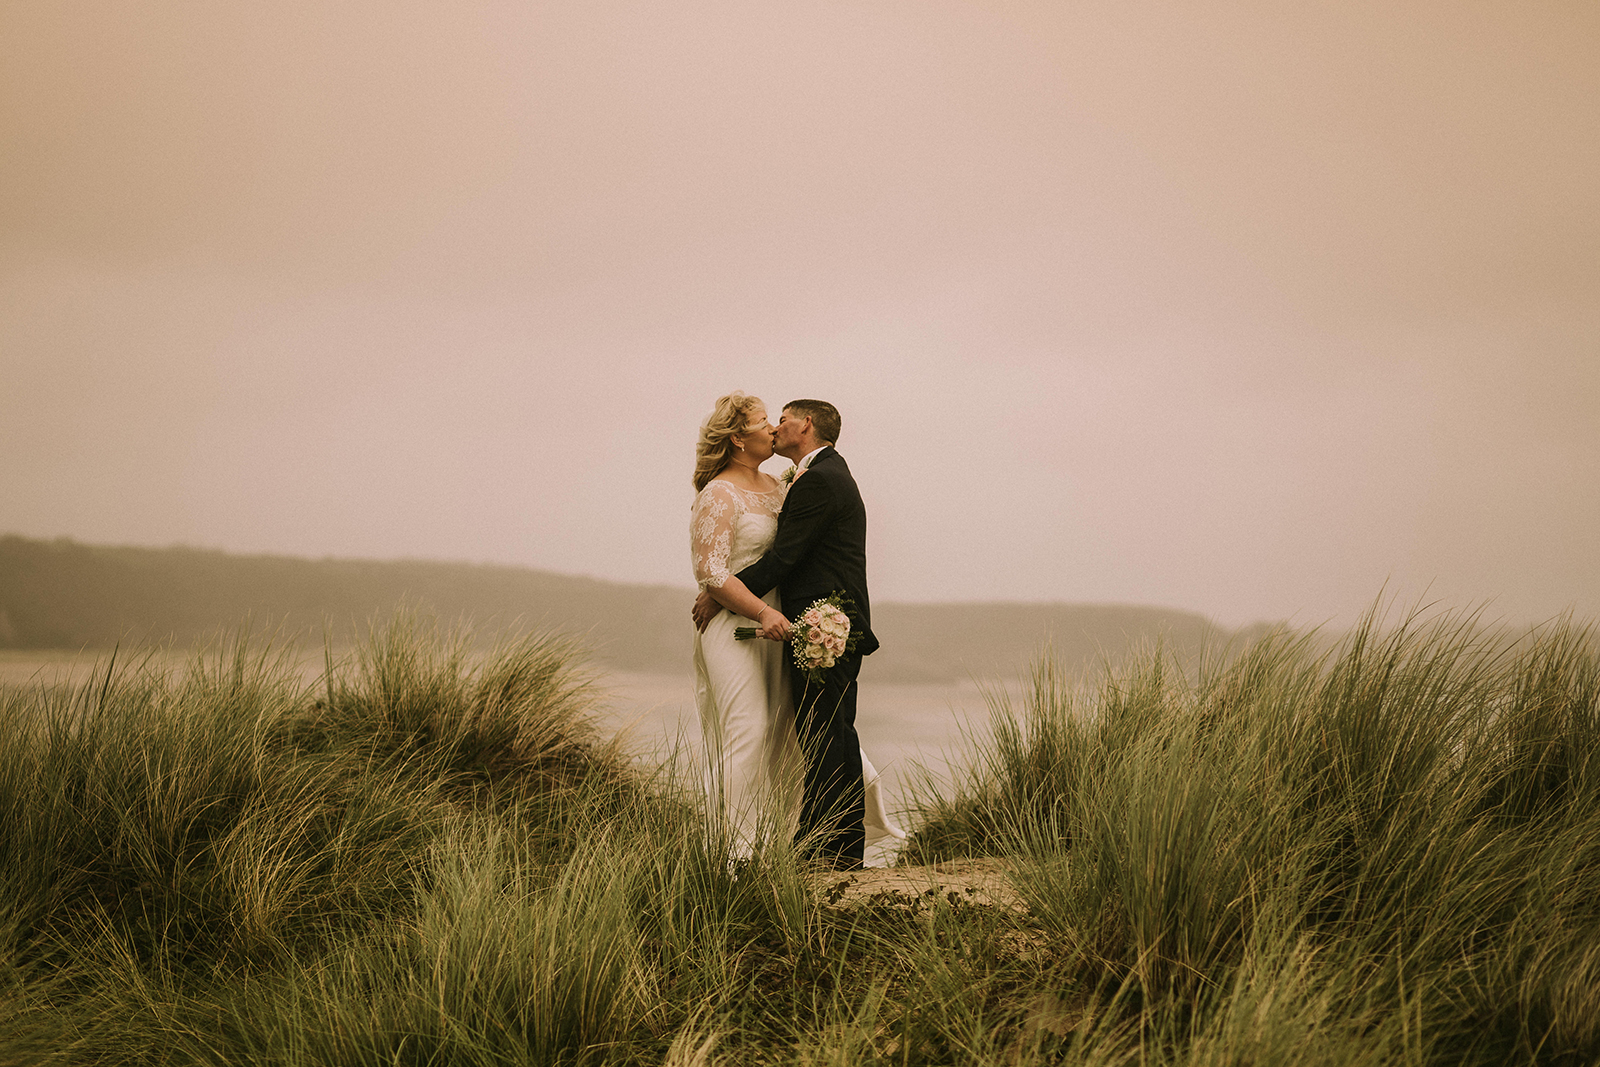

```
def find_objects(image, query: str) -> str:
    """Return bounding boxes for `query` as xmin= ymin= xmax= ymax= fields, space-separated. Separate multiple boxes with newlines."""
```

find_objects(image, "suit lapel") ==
xmin=803 ymin=446 xmax=836 ymax=472
xmin=780 ymin=447 xmax=833 ymax=520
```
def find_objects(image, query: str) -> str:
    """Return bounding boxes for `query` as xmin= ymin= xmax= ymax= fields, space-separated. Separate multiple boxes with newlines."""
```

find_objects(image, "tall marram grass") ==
xmin=5 ymin=604 xmax=1599 ymax=1065
xmin=0 ymin=611 xmax=656 ymax=1063
xmin=0 ymin=611 xmax=984 ymax=1066
xmin=908 ymin=606 xmax=1600 ymax=1064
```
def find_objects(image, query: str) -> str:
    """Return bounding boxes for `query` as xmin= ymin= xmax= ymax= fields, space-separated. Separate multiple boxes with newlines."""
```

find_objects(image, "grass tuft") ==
xmin=905 ymin=603 xmax=1600 ymax=1064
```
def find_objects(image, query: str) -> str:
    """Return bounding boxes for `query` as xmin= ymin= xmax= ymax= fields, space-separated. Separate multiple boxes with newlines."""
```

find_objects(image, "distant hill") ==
xmin=866 ymin=601 xmax=1265 ymax=682
xmin=0 ymin=535 xmax=1265 ymax=682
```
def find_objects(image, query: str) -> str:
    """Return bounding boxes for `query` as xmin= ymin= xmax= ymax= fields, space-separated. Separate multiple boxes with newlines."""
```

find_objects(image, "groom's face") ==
xmin=773 ymin=409 xmax=809 ymax=458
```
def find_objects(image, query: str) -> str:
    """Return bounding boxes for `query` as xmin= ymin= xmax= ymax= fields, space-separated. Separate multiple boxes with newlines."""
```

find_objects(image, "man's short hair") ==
xmin=784 ymin=399 xmax=841 ymax=445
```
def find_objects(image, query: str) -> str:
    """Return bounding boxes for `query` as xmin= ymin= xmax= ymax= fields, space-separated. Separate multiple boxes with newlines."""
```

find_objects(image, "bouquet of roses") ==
xmin=734 ymin=593 xmax=860 ymax=683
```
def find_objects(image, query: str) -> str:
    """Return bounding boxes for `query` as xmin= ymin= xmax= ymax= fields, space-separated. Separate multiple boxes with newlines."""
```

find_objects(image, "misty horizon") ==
xmin=1 ymin=529 xmax=1549 ymax=637
xmin=4 ymin=1 xmax=1597 ymax=631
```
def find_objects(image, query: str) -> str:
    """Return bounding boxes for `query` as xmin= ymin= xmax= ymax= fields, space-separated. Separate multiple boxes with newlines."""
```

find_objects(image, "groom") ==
xmin=692 ymin=399 xmax=878 ymax=869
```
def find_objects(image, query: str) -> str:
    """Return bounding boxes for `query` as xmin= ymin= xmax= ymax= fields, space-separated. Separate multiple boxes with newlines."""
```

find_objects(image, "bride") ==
xmin=690 ymin=391 xmax=903 ymax=861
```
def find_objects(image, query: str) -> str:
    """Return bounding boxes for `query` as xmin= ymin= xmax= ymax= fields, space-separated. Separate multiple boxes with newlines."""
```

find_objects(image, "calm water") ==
xmin=596 ymin=670 xmax=1021 ymax=817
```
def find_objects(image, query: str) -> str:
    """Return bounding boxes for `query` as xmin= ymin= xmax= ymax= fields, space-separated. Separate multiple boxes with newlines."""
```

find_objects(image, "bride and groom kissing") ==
xmin=689 ymin=394 xmax=903 ymax=871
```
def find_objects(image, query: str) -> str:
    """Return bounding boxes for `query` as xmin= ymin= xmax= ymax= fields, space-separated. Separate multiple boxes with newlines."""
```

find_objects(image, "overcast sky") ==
xmin=3 ymin=0 xmax=1596 ymax=628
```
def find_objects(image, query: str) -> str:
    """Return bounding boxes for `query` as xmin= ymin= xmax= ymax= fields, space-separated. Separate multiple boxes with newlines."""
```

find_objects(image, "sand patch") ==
xmin=813 ymin=857 xmax=1025 ymax=912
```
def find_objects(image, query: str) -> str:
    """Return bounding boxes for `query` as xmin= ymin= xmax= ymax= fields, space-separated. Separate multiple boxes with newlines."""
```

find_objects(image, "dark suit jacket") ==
xmin=735 ymin=447 xmax=879 ymax=656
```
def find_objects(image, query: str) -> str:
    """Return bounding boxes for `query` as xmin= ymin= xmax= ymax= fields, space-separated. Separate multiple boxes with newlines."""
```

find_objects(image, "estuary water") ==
xmin=596 ymin=670 xmax=1020 ymax=818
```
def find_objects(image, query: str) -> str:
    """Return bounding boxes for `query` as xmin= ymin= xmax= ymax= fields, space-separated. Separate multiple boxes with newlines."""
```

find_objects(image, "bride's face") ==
xmin=736 ymin=407 xmax=775 ymax=463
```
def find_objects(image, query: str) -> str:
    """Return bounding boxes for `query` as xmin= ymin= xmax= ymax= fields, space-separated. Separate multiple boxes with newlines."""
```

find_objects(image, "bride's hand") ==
xmin=757 ymin=606 xmax=791 ymax=642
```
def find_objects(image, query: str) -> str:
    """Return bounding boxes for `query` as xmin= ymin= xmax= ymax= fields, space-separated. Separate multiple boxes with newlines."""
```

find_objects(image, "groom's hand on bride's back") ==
xmin=691 ymin=589 xmax=719 ymax=632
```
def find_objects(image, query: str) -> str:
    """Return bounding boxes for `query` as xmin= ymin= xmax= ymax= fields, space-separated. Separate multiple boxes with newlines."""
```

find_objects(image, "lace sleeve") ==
xmin=690 ymin=481 xmax=741 ymax=590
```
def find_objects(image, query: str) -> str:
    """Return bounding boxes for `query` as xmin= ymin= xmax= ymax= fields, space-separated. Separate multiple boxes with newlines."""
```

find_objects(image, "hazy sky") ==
xmin=3 ymin=0 xmax=1597 ymax=628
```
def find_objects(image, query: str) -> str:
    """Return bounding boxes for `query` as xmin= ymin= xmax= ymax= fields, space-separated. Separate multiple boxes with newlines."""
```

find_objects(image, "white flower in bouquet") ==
xmin=787 ymin=599 xmax=857 ymax=680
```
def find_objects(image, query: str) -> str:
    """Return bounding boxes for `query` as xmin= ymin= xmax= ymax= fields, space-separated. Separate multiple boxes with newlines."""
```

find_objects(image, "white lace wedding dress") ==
xmin=691 ymin=477 xmax=905 ymax=861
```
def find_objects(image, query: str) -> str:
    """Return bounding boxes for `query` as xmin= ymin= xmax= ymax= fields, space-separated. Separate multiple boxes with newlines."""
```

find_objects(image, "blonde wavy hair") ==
xmin=693 ymin=391 xmax=766 ymax=493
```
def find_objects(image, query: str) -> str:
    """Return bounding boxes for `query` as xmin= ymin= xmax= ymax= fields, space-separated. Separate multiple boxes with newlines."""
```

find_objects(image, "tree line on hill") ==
xmin=0 ymin=534 xmax=1261 ymax=683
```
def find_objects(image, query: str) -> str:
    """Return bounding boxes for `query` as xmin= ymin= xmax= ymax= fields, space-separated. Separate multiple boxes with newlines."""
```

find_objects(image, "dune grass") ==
xmin=906 ymin=607 xmax=1600 ymax=1064
xmin=1 ymin=604 xmax=1597 ymax=1064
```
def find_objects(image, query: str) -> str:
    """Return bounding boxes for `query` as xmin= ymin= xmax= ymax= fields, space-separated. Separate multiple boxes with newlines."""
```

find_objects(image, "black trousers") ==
xmin=789 ymin=651 xmax=865 ymax=864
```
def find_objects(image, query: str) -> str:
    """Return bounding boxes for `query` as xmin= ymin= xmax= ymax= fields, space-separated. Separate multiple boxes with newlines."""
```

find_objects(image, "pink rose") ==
xmin=807 ymin=627 xmax=824 ymax=644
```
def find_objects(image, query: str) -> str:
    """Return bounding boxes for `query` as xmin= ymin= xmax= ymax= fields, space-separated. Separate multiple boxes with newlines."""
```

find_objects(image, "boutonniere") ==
xmin=780 ymin=464 xmax=799 ymax=485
